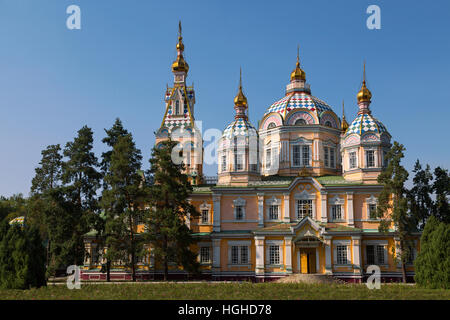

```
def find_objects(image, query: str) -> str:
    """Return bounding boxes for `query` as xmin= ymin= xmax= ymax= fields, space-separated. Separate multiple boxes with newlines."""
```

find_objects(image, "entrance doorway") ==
xmin=299 ymin=248 xmax=316 ymax=274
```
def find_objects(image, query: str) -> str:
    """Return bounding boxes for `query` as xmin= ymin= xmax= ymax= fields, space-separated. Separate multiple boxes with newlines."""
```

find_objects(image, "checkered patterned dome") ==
xmin=222 ymin=118 xmax=258 ymax=139
xmin=264 ymin=92 xmax=333 ymax=121
xmin=345 ymin=113 xmax=388 ymax=137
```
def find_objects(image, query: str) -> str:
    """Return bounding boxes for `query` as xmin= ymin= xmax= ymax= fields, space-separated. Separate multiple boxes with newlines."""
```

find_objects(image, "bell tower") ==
xmin=155 ymin=21 xmax=203 ymax=185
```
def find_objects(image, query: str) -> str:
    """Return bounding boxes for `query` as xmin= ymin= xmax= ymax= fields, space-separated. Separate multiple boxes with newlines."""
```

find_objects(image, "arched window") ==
xmin=175 ymin=101 xmax=180 ymax=115
xmin=267 ymin=122 xmax=276 ymax=129
xmin=295 ymin=119 xmax=307 ymax=125
xmin=325 ymin=121 xmax=332 ymax=127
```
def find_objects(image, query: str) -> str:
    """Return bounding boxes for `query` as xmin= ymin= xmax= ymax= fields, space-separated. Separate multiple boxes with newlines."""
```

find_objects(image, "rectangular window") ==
xmin=221 ymin=154 xmax=227 ymax=172
xmin=366 ymin=150 xmax=375 ymax=168
xmin=293 ymin=145 xmax=301 ymax=167
xmin=231 ymin=246 xmax=239 ymax=264
xmin=91 ymin=248 xmax=99 ymax=264
xmin=235 ymin=206 xmax=244 ymax=220
xmin=269 ymin=205 xmax=279 ymax=220
xmin=240 ymin=246 xmax=249 ymax=264
xmin=201 ymin=209 xmax=209 ymax=224
xmin=200 ymin=247 xmax=210 ymax=263
xmin=331 ymin=205 xmax=342 ymax=220
xmin=250 ymin=164 xmax=258 ymax=172
xmin=407 ymin=246 xmax=416 ymax=264
xmin=266 ymin=149 xmax=271 ymax=169
xmin=230 ymin=246 xmax=249 ymax=264
xmin=235 ymin=153 xmax=244 ymax=171
xmin=297 ymin=199 xmax=312 ymax=220
xmin=330 ymin=148 xmax=335 ymax=168
xmin=336 ymin=245 xmax=348 ymax=265
xmin=324 ymin=147 xmax=329 ymax=167
xmin=383 ymin=151 xmax=388 ymax=168
xmin=366 ymin=245 xmax=375 ymax=265
xmin=368 ymin=204 xmax=377 ymax=220
xmin=302 ymin=146 xmax=310 ymax=166
xmin=269 ymin=245 xmax=280 ymax=265
xmin=349 ymin=152 xmax=357 ymax=169
xmin=366 ymin=245 xmax=386 ymax=265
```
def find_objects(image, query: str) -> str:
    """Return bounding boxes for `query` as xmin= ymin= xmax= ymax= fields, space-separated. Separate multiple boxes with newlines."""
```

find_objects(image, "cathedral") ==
xmin=82 ymin=24 xmax=420 ymax=282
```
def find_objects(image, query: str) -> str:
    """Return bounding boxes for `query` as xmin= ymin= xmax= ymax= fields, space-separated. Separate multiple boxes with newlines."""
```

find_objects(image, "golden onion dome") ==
xmin=172 ymin=54 xmax=189 ymax=73
xmin=290 ymin=60 xmax=306 ymax=81
xmin=357 ymin=81 xmax=372 ymax=103
xmin=234 ymin=85 xmax=248 ymax=106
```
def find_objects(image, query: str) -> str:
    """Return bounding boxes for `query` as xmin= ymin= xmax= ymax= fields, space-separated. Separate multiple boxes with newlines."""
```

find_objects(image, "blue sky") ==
xmin=0 ymin=0 xmax=449 ymax=196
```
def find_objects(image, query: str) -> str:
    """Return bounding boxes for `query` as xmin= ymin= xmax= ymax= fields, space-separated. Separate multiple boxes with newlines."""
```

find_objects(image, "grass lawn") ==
xmin=0 ymin=282 xmax=449 ymax=300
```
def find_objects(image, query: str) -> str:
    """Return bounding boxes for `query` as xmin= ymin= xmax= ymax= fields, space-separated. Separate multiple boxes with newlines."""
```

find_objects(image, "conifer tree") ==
xmin=414 ymin=215 xmax=450 ymax=289
xmin=0 ymin=221 xmax=46 ymax=289
xmin=102 ymin=134 xmax=145 ymax=282
xmin=146 ymin=139 xmax=200 ymax=281
xmin=61 ymin=125 xmax=102 ymax=266
xmin=31 ymin=144 xmax=63 ymax=195
xmin=408 ymin=160 xmax=434 ymax=230
xmin=375 ymin=141 xmax=414 ymax=283
xmin=432 ymin=167 xmax=449 ymax=224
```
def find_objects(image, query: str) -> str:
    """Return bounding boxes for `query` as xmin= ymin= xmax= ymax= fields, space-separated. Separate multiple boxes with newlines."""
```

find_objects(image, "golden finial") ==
xmin=341 ymin=100 xmax=349 ymax=132
xmin=357 ymin=61 xmax=372 ymax=103
xmin=290 ymin=45 xmax=306 ymax=81
xmin=234 ymin=67 xmax=248 ymax=107
xmin=172 ymin=21 xmax=189 ymax=73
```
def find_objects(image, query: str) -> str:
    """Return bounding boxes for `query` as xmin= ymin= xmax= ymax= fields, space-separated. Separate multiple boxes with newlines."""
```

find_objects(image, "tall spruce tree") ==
xmin=61 ymin=125 xmax=101 ymax=266
xmin=146 ymin=139 xmax=200 ymax=281
xmin=432 ymin=167 xmax=449 ymax=224
xmin=408 ymin=160 xmax=434 ymax=230
xmin=375 ymin=141 xmax=414 ymax=283
xmin=102 ymin=133 xmax=145 ymax=282
xmin=98 ymin=119 xmax=130 ymax=281
xmin=31 ymin=144 xmax=63 ymax=195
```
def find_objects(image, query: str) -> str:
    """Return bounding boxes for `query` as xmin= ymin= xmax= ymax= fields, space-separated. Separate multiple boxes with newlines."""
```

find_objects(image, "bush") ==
xmin=0 ymin=221 xmax=46 ymax=289
xmin=414 ymin=215 xmax=450 ymax=289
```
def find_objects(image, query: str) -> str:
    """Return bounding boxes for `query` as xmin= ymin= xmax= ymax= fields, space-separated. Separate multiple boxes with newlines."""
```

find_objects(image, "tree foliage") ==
xmin=414 ymin=216 xmax=450 ymax=289
xmin=146 ymin=139 xmax=200 ymax=280
xmin=0 ymin=221 xmax=46 ymax=289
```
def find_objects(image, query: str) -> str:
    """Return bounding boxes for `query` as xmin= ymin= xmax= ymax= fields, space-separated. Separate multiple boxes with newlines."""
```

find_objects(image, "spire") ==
xmin=357 ymin=61 xmax=372 ymax=105
xmin=341 ymin=100 xmax=349 ymax=132
xmin=172 ymin=21 xmax=189 ymax=74
xmin=234 ymin=68 xmax=248 ymax=119
xmin=290 ymin=45 xmax=306 ymax=81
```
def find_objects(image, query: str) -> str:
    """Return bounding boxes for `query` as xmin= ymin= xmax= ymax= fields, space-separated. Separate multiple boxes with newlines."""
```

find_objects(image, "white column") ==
xmin=285 ymin=237 xmax=292 ymax=274
xmin=257 ymin=193 xmax=264 ymax=227
xmin=324 ymin=236 xmax=332 ymax=274
xmin=255 ymin=236 xmax=265 ymax=275
xmin=283 ymin=193 xmax=290 ymax=222
xmin=321 ymin=192 xmax=328 ymax=223
xmin=347 ymin=192 xmax=354 ymax=226
xmin=352 ymin=236 xmax=362 ymax=274
xmin=213 ymin=194 xmax=221 ymax=232
xmin=212 ymin=239 xmax=221 ymax=270
xmin=394 ymin=237 xmax=402 ymax=268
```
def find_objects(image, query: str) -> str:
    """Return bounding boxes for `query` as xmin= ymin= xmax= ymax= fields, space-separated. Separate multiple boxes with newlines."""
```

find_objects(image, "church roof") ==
xmin=345 ymin=113 xmax=388 ymax=137
xmin=222 ymin=118 xmax=258 ymax=139
xmin=264 ymin=92 xmax=333 ymax=120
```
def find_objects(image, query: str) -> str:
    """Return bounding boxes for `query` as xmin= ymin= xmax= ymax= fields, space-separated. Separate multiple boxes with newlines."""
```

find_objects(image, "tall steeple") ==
xmin=356 ymin=62 xmax=372 ymax=115
xmin=341 ymin=100 xmax=349 ymax=132
xmin=172 ymin=21 xmax=189 ymax=84
xmin=234 ymin=68 xmax=249 ymax=120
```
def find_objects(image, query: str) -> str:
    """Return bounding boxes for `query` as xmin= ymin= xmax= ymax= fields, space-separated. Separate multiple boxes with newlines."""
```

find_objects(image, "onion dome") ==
xmin=222 ymin=69 xmax=257 ymax=139
xmin=345 ymin=113 xmax=388 ymax=137
xmin=172 ymin=21 xmax=189 ymax=73
xmin=357 ymin=63 xmax=371 ymax=103
xmin=264 ymin=92 xmax=333 ymax=121
xmin=290 ymin=48 xmax=306 ymax=81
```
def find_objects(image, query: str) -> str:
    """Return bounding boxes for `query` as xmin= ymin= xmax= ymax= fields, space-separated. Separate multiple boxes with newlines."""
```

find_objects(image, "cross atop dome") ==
xmin=172 ymin=21 xmax=189 ymax=83
xmin=234 ymin=68 xmax=249 ymax=120
xmin=286 ymin=46 xmax=311 ymax=94
xmin=357 ymin=62 xmax=373 ymax=115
